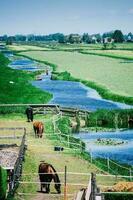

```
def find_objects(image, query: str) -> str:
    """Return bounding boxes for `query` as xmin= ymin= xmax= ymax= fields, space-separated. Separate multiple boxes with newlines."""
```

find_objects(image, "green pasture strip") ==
xmin=20 ymin=42 xmax=133 ymax=51
xmin=18 ymin=50 xmax=133 ymax=100
xmin=112 ymin=42 xmax=133 ymax=50
xmin=0 ymin=53 xmax=52 ymax=106
xmin=52 ymin=42 xmax=133 ymax=51
xmin=79 ymin=50 xmax=133 ymax=60
xmin=7 ymin=44 xmax=51 ymax=51
xmin=52 ymin=71 xmax=133 ymax=105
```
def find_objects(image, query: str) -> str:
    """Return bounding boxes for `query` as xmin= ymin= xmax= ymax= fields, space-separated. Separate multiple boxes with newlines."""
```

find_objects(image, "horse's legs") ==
xmin=46 ymin=183 xmax=50 ymax=193
xmin=41 ymin=183 xmax=43 ymax=192
xmin=34 ymin=127 xmax=37 ymax=138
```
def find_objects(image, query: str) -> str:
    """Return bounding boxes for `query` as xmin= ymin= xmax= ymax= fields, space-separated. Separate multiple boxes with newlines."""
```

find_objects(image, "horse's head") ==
xmin=55 ymin=182 xmax=61 ymax=194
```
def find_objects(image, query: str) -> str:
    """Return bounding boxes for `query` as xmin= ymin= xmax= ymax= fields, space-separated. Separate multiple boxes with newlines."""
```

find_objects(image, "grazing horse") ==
xmin=38 ymin=162 xmax=61 ymax=194
xmin=33 ymin=121 xmax=44 ymax=138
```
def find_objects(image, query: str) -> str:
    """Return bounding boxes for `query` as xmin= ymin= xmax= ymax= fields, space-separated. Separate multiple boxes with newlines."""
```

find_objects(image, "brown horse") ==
xmin=33 ymin=121 xmax=44 ymax=138
xmin=38 ymin=162 xmax=61 ymax=194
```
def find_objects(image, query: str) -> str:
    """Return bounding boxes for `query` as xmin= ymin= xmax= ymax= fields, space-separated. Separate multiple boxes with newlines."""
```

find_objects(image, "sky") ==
xmin=0 ymin=0 xmax=133 ymax=35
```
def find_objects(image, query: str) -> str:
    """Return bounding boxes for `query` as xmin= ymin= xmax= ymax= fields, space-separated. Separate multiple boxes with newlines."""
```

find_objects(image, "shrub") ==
xmin=0 ymin=166 xmax=7 ymax=200
xmin=57 ymin=117 xmax=71 ymax=135
xmin=104 ymin=193 xmax=133 ymax=200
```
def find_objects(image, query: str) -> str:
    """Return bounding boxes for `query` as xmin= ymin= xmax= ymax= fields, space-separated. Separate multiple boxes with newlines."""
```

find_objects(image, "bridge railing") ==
xmin=0 ymin=103 xmax=91 ymax=117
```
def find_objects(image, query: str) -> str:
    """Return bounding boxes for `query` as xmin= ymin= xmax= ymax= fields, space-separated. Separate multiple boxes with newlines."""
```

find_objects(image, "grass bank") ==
xmin=52 ymin=71 xmax=133 ymax=105
xmin=0 ymin=53 xmax=52 ymax=106
xmin=79 ymin=50 xmax=133 ymax=60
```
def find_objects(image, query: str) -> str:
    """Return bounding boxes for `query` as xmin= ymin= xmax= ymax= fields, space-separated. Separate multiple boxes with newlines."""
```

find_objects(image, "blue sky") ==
xmin=0 ymin=0 xmax=133 ymax=35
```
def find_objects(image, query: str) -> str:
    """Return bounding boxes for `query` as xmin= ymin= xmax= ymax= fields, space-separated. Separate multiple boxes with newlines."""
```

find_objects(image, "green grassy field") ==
xmin=8 ymin=44 xmax=51 ymax=51
xmin=17 ymin=42 xmax=133 ymax=51
xmin=19 ymin=50 xmax=133 ymax=97
xmin=0 ymin=53 xmax=52 ymax=104
xmin=80 ymin=49 xmax=133 ymax=60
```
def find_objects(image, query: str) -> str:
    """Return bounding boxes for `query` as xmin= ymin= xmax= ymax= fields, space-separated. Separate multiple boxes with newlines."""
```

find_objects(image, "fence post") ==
xmin=95 ymin=117 xmax=98 ymax=132
xmin=107 ymin=157 xmax=110 ymax=173
xmin=8 ymin=169 xmax=14 ymax=195
xmin=53 ymin=119 xmax=56 ymax=133
xmin=64 ymin=166 xmax=67 ymax=200
xmin=59 ymin=132 xmax=61 ymax=142
xmin=130 ymin=168 xmax=132 ymax=181
xmin=90 ymin=150 xmax=93 ymax=163
xmin=91 ymin=173 xmax=96 ymax=200
xmin=67 ymin=135 xmax=70 ymax=147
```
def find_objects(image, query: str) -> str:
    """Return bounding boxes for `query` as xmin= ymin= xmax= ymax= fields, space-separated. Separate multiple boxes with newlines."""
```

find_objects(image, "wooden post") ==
xmin=59 ymin=133 xmax=61 ymax=142
xmin=107 ymin=157 xmax=110 ymax=173
xmin=130 ymin=168 xmax=132 ymax=181
xmin=9 ymin=169 xmax=14 ymax=195
xmin=90 ymin=150 xmax=93 ymax=163
xmin=64 ymin=166 xmax=67 ymax=200
xmin=114 ymin=113 xmax=119 ymax=130
xmin=91 ymin=173 xmax=96 ymax=200
xmin=53 ymin=119 xmax=56 ymax=133
xmin=95 ymin=117 xmax=98 ymax=132
xmin=91 ymin=153 xmax=93 ymax=164
xmin=85 ymin=112 xmax=88 ymax=126
xmin=67 ymin=135 xmax=70 ymax=147
xmin=127 ymin=115 xmax=130 ymax=129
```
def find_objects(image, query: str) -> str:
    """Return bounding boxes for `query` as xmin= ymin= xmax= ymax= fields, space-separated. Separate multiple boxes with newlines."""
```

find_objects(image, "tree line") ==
xmin=0 ymin=30 xmax=133 ymax=45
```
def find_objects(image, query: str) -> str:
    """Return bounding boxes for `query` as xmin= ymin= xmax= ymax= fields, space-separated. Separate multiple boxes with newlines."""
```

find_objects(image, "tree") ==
xmin=112 ymin=30 xmax=124 ymax=43
xmin=68 ymin=34 xmax=74 ymax=44
xmin=15 ymin=35 xmax=26 ymax=42
xmin=102 ymin=31 xmax=114 ymax=39
xmin=6 ymin=37 xmax=13 ymax=45
xmin=68 ymin=34 xmax=81 ymax=44
xmin=82 ymin=33 xmax=91 ymax=43
xmin=58 ymin=34 xmax=65 ymax=43
xmin=27 ymin=34 xmax=35 ymax=41
xmin=94 ymin=34 xmax=102 ymax=43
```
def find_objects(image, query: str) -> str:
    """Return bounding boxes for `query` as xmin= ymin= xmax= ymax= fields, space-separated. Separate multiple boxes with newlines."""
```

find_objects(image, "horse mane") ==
xmin=49 ymin=164 xmax=60 ymax=183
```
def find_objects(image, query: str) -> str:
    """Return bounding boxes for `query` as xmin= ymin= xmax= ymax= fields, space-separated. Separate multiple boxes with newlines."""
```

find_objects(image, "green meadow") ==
xmin=80 ymin=49 xmax=133 ymax=60
xmin=0 ymin=53 xmax=52 ymax=104
xmin=19 ymin=50 xmax=133 ymax=97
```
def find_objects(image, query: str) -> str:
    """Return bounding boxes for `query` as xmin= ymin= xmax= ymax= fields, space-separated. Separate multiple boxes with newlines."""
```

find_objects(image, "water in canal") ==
xmin=74 ymin=129 xmax=133 ymax=165
xmin=6 ymin=53 xmax=133 ymax=165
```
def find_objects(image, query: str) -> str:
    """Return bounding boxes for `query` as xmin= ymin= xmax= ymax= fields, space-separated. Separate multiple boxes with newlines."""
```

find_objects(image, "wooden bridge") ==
xmin=0 ymin=104 xmax=91 ymax=117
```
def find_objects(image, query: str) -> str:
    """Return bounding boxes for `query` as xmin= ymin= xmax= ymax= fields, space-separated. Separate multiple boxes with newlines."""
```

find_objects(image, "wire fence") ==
xmin=48 ymin=115 xmax=133 ymax=179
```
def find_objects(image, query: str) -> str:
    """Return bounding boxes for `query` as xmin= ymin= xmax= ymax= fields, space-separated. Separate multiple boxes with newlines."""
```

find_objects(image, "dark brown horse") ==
xmin=33 ymin=121 xmax=44 ymax=138
xmin=38 ymin=162 xmax=61 ymax=194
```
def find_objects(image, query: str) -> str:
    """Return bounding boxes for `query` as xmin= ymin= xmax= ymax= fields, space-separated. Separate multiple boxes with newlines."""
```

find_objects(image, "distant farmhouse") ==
xmin=103 ymin=37 xmax=114 ymax=44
